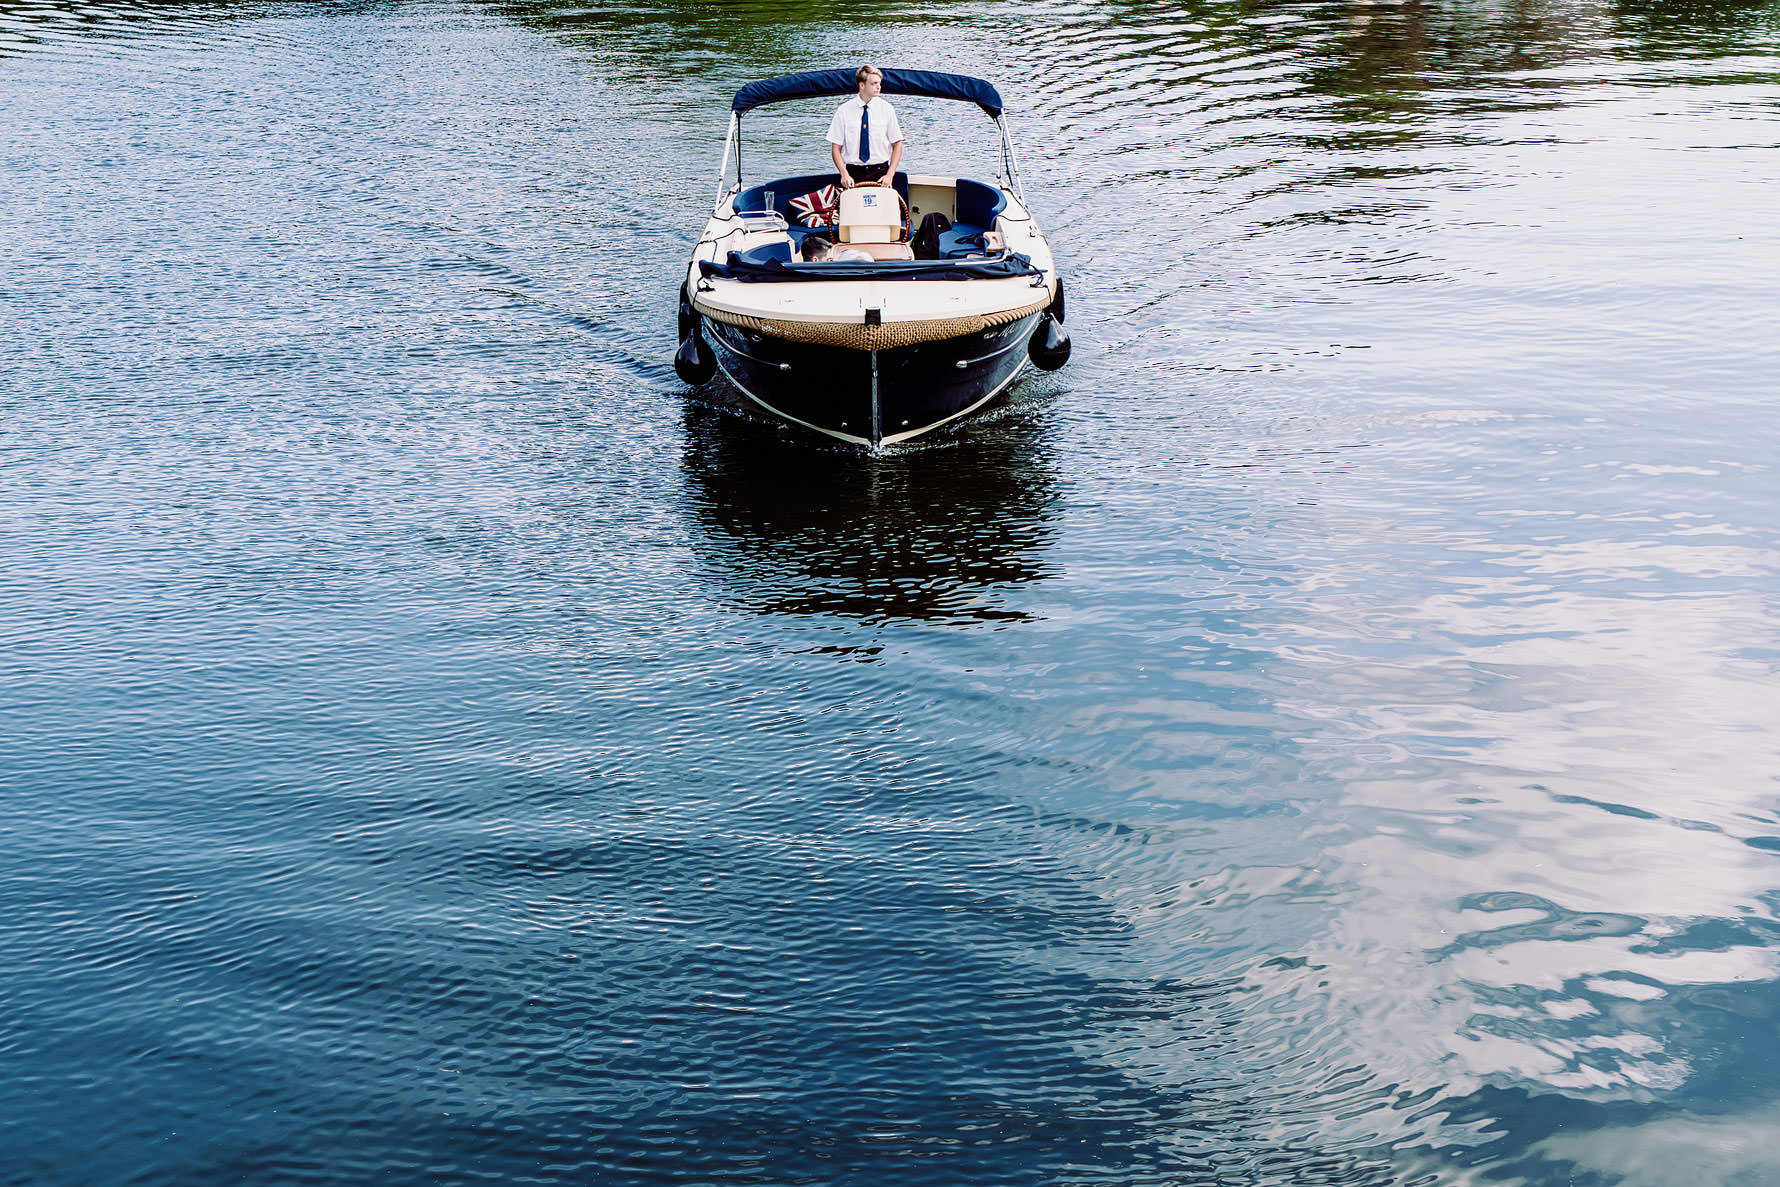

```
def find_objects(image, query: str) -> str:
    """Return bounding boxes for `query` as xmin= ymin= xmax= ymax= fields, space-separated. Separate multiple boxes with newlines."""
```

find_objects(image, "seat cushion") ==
xmin=843 ymin=241 xmax=915 ymax=261
xmin=730 ymin=241 xmax=795 ymax=267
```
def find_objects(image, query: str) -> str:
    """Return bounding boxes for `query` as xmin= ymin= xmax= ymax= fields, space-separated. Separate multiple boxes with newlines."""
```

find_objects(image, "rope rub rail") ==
xmin=691 ymin=295 xmax=1050 ymax=353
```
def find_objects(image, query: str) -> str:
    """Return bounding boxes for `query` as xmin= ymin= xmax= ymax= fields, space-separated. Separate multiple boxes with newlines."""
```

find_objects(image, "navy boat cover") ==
xmin=732 ymin=69 xmax=1003 ymax=118
xmin=699 ymin=252 xmax=1042 ymax=284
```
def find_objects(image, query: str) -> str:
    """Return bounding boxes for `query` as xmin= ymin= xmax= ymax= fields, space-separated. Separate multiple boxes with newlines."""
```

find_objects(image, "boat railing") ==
xmin=734 ymin=210 xmax=789 ymax=235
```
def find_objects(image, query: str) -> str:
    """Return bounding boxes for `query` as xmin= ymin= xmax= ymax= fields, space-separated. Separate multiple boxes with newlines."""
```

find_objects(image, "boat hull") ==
xmin=703 ymin=312 xmax=1042 ymax=446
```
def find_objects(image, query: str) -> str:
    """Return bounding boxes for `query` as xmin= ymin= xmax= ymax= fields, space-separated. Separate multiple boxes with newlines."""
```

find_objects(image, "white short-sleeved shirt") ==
xmin=826 ymin=96 xmax=903 ymax=166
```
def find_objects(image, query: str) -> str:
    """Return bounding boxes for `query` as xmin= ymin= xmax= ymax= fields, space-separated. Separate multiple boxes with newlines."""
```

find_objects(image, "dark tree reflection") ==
xmin=677 ymin=398 xmax=1062 ymax=627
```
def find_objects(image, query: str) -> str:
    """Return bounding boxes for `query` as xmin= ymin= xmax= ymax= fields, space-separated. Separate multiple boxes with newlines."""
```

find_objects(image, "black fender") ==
xmin=674 ymin=283 xmax=716 ymax=385
xmin=677 ymin=283 xmax=696 ymax=343
xmin=1028 ymin=314 xmax=1071 ymax=371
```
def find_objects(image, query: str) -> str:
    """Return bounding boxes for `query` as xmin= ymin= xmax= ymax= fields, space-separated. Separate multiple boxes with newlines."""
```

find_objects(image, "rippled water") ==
xmin=5 ymin=0 xmax=1780 ymax=1182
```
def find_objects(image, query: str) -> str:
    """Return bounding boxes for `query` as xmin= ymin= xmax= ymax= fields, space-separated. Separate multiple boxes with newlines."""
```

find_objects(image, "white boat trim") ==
xmin=712 ymin=351 xmax=872 ymax=447
xmin=879 ymin=356 xmax=1031 ymax=446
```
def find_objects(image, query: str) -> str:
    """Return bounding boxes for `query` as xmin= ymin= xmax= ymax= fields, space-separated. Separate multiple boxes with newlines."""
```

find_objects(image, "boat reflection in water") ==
xmin=677 ymin=400 xmax=1062 ymax=628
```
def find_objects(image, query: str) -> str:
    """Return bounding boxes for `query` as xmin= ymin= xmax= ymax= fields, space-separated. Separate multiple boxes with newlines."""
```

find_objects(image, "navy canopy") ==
xmin=731 ymin=69 xmax=1003 ymax=118
xmin=700 ymin=252 xmax=1041 ymax=284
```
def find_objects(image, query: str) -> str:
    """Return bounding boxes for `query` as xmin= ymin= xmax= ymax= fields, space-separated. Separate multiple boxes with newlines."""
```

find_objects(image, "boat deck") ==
xmin=733 ymin=172 xmax=1009 ymax=262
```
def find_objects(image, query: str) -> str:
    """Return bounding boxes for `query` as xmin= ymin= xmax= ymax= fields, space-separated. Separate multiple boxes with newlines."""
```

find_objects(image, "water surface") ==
xmin=4 ymin=1 xmax=1780 ymax=1183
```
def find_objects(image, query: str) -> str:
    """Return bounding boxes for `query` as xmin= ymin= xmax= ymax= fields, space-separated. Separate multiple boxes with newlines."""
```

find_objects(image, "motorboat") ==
xmin=675 ymin=68 xmax=1069 ymax=448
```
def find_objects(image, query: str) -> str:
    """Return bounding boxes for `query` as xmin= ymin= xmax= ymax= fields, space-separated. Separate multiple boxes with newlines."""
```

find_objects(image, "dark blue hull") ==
xmin=703 ymin=313 xmax=1041 ymax=446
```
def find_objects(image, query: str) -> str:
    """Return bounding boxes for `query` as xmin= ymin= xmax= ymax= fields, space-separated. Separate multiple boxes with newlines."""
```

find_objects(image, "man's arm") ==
xmin=881 ymin=106 xmax=905 ymax=186
xmin=826 ymin=105 xmax=855 ymax=188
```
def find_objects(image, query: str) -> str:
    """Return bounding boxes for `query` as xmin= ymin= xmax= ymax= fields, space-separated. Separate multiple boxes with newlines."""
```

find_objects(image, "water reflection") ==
xmin=0 ymin=0 xmax=268 ymax=56
xmin=677 ymin=400 xmax=1061 ymax=627
xmin=1016 ymin=0 xmax=1780 ymax=166
xmin=483 ymin=0 xmax=876 ymax=78
xmin=1289 ymin=0 xmax=1780 ymax=121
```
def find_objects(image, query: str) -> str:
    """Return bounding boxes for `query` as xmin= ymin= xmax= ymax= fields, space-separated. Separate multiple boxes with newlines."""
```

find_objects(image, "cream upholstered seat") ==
xmin=836 ymin=186 xmax=903 ymax=245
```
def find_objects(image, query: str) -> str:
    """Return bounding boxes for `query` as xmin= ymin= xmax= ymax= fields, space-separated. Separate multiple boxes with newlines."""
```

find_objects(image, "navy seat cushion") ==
xmin=954 ymin=178 xmax=1007 ymax=227
xmin=937 ymin=225 xmax=989 ymax=258
xmin=729 ymin=241 xmax=795 ymax=267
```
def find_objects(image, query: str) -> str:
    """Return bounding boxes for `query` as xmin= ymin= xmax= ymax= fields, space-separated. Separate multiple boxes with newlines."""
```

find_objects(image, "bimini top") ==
xmin=732 ymin=69 xmax=1003 ymax=118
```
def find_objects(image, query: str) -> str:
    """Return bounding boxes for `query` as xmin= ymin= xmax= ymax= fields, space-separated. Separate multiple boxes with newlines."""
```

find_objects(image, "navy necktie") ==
xmin=859 ymin=102 xmax=871 ymax=163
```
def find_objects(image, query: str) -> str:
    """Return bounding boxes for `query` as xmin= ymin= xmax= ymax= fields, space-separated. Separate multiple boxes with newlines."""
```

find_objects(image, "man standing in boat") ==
xmin=828 ymin=65 xmax=903 ymax=189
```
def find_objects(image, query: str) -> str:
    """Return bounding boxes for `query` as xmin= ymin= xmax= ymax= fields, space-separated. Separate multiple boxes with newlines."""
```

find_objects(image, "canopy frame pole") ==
xmin=997 ymin=117 xmax=1026 ymax=206
xmin=714 ymin=113 xmax=740 ymax=209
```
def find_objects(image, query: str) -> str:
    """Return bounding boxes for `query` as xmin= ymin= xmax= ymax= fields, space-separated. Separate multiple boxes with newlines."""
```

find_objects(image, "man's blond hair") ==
xmin=856 ymin=65 xmax=881 ymax=86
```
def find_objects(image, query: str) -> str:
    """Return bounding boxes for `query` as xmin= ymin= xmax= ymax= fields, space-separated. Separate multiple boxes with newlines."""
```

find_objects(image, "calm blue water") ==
xmin=4 ymin=1 xmax=1780 ymax=1183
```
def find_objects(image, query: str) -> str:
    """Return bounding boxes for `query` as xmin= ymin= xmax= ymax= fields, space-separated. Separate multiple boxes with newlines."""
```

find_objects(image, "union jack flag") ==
xmin=788 ymin=184 xmax=840 ymax=229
